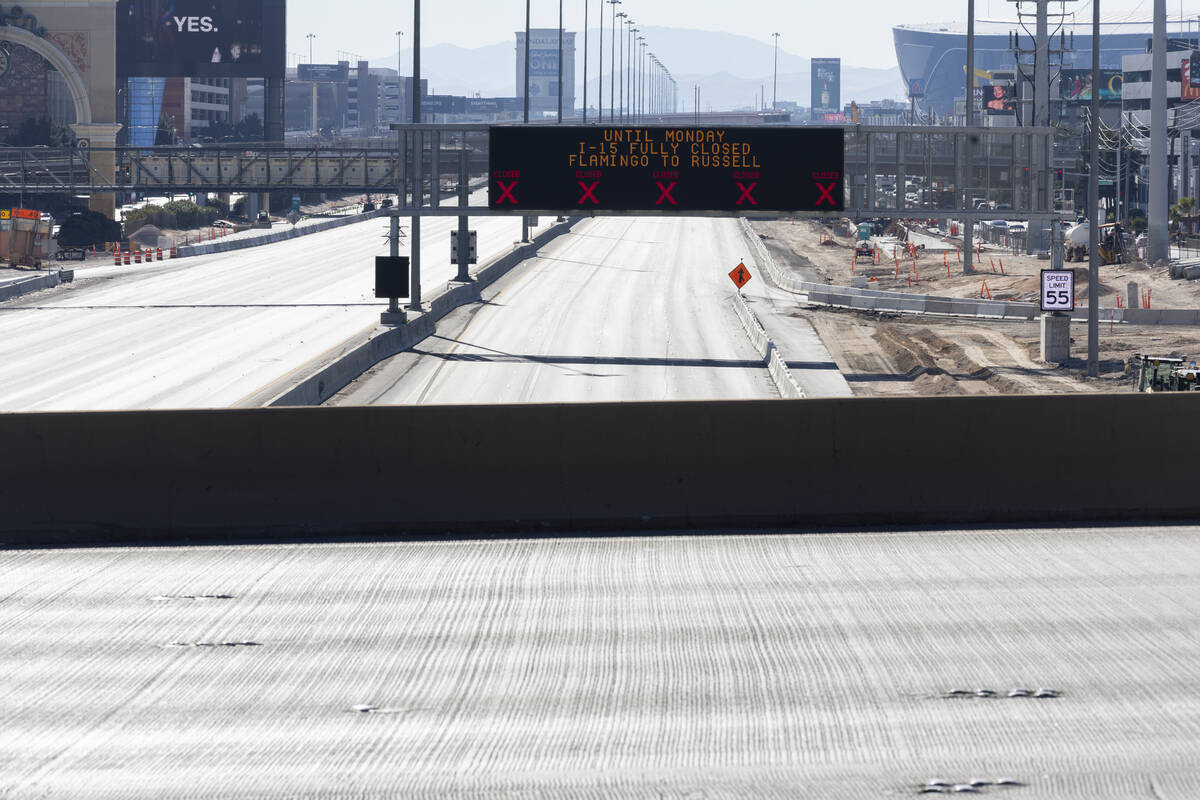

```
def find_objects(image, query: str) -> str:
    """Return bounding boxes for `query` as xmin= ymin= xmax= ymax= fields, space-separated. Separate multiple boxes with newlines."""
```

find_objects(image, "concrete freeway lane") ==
xmin=333 ymin=215 xmax=834 ymax=405
xmin=0 ymin=203 xmax=550 ymax=411
xmin=2 ymin=525 xmax=1198 ymax=798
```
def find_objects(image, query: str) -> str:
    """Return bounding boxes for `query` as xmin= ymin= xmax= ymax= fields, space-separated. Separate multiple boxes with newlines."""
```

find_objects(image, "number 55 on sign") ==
xmin=1040 ymin=269 xmax=1075 ymax=312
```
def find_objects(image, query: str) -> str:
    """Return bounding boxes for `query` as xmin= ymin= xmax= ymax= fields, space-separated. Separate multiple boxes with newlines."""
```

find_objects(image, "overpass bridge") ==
xmin=1 ymin=124 xmax=1059 ymax=222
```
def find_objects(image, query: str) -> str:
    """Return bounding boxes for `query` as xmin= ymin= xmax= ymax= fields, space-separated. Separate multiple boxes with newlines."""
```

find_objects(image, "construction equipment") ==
xmin=1129 ymin=355 xmax=1200 ymax=392
xmin=854 ymin=223 xmax=874 ymax=258
xmin=1064 ymin=222 xmax=1128 ymax=264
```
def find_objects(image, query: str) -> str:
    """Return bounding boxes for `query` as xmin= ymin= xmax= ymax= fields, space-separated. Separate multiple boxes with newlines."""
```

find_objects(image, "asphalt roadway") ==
xmin=2 ymin=525 xmax=1198 ymax=798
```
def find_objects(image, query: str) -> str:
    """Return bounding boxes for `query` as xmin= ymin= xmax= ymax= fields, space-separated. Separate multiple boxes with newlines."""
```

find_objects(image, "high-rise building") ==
xmin=515 ymin=29 xmax=576 ymax=117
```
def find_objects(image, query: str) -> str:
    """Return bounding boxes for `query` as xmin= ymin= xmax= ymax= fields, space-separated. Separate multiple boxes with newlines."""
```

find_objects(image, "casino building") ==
xmin=893 ymin=21 xmax=1196 ymax=117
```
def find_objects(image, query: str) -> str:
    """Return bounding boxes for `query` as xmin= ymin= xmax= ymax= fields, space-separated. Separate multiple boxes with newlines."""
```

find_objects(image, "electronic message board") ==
xmin=488 ymin=126 xmax=844 ymax=213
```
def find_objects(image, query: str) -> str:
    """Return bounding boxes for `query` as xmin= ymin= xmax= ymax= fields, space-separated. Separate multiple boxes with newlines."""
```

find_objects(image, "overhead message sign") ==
xmin=488 ymin=126 xmax=845 ymax=213
xmin=1040 ymin=269 xmax=1075 ymax=312
xmin=117 ymin=0 xmax=285 ymax=79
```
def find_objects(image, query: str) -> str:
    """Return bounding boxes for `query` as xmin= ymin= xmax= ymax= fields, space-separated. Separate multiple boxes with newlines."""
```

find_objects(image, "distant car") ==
xmin=989 ymin=220 xmax=1009 ymax=229
xmin=56 ymin=247 xmax=87 ymax=261
xmin=212 ymin=220 xmax=235 ymax=229
xmin=1008 ymin=222 xmax=1027 ymax=233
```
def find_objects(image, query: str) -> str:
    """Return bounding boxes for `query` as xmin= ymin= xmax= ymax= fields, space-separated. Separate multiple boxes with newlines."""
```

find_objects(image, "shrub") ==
xmin=58 ymin=210 xmax=122 ymax=247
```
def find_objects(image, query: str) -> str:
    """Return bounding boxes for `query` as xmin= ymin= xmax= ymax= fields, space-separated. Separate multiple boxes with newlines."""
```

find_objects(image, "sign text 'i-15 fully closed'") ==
xmin=488 ymin=126 xmax=844 ymax=213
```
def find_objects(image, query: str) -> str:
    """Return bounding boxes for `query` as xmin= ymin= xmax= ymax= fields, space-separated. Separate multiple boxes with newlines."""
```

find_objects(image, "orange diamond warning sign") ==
xmin=728 ymin=262 xmax=752 ymax=289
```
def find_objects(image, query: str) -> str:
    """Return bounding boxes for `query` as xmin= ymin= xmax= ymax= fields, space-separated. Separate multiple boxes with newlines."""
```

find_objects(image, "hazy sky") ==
xmin=286 ymin=0 xmax=1198 ymax=70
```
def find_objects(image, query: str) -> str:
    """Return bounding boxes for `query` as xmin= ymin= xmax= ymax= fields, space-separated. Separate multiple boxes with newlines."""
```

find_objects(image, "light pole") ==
xmin=306 ymin=33 xmax=316 ymax=63
xmin=597 ymin=0 xmax=603 ymax=121
xmin=626 ymin=22 xmax=635 ymax=121
xmin=523 ymin=0 xmax=531 ymax=123
xmin=629 ymin=28 xmax=638 ymax=121
xmin=583 ymin=0 xmax=589 ymax=122
xmin=639 ymin=38 xmax=646 ymax=119
xmin=395 ymin=31 xmax=404 ymax=125
xmin=772 ymin=32 xmax=780 ymax=110
xmin=608 ymin=0 xmax=620 ymax=122
xmin=615 ymin=12 xmax=627 ymax=120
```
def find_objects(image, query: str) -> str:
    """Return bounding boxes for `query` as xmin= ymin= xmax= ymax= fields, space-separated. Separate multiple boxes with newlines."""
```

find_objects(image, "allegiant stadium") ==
xmin=894 ymin=20 xmax=1198 ymax=115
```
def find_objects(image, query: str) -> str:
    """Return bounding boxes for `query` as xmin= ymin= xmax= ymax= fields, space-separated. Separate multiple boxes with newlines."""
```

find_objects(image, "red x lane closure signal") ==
xmin=814 ymin=181 xmax=838 ymax=206
xmin=655 ymin=181 xmax=678 ymax=206
xmin=495 ymin=180 xmax=519 ymax=205
xmin=728 ymin=262 xmax=753 ymax=290
xmin=735 ymin=182 xmax=758 ymax=206
xmin=577 ymin=181 xmax=600 ymax=205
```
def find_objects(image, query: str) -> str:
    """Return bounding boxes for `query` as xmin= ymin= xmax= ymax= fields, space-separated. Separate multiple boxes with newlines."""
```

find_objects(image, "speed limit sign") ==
xmin=1040 ymin=269 xmax=1075 ymax=312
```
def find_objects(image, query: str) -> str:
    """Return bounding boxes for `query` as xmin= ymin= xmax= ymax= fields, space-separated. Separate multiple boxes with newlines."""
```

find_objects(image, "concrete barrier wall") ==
xmin=0 ymin=270 xmax=67 ymax=302
xmin=741 ymin=221 xmax=1199 ymax=326
xmin=177 ymin=209 xmax=388 ymax=258
xmin=729 ymin=293 xmax=804 ymax=399
xmin=4 ymin=393 xmax=1200 ymax=546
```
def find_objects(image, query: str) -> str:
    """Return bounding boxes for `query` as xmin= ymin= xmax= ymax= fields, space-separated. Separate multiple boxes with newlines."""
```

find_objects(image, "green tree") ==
xmin=154 ymin=112 xmax=177 ymax=145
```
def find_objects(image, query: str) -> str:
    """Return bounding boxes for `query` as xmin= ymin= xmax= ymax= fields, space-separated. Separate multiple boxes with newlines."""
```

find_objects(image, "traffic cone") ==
xmin=113 ymin=250 xmax=121 ymax=266
xmin=157 ymin=247 xmax=163 ymax=261
xmin=981 ymin=280 xmax=991 ymax=299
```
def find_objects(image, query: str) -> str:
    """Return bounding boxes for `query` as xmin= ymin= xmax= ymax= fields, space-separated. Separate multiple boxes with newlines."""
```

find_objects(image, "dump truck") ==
xmin=1064 ymin=222 xmax=1127 ymax=264
xmin=1129 ymin=355 xmax=1200 ymax=392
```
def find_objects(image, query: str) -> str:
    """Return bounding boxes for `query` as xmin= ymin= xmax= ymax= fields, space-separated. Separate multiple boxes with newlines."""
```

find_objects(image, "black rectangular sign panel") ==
xmin=488 ymin=126 xmax=844 ymax=213
xmin=374 ymin=256 xmax=410 ymax=299
xmin=117 ymin=0 xmax=286 ymax=79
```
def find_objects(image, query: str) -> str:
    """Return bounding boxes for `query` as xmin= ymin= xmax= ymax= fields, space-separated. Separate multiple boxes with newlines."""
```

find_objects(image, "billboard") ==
xmin=1060 ymin=70 xmax=1123 ymax=101
xmin=981 ymin=84 xmax=1017 ymax=114
xmin=297 ymin=64 xmax=350 ymax=82
xmin=1186 ymin=58 xmax=1200 ymax=100
xmin=515 ymin=30 xmax=576 ymax=113
xmin=810 ymin=58 xmax=841 ymax=121
xmin=117 ymin=0 xmax=286 ymax=78
xmin=488 ymin=126 xmax=845 ymax=213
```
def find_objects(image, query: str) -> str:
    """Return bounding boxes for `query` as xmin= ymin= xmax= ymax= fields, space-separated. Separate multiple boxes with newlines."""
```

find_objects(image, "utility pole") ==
xmin=772 ymin=32 xmax=781 ymax=110
xmin=963 ymin=0 xmax=975 ymax=276
xmin=578 ymin=0 xmax=583 ymax=122
xmin=1087 ymin=0 xmax=1100 ymax=377
xmin=558 ymin=0 xmax=563 ymax=123
xmin=410 ymin=0 xmax=422 ymax=312
xmin=1034 ymin=0 xmax=1050 ymax=254
xmin=522 ymin=0 xmax=530 ymax=244
xmin=1149 ymin=0 xmax=1169 ymax=263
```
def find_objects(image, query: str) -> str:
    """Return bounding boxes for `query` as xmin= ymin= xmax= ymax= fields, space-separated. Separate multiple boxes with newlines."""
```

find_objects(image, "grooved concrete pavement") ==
xmin=2 ymin=526 xmax=1199 ymax=798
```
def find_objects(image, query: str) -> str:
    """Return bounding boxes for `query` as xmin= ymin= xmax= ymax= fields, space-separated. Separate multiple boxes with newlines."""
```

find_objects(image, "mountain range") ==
xmin=369 ymin=26 xmax=905 ymax=111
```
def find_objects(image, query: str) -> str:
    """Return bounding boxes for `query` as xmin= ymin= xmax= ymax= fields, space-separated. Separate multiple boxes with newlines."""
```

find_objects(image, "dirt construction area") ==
xmin=752 ymin=219 xmax=1200 ymax=396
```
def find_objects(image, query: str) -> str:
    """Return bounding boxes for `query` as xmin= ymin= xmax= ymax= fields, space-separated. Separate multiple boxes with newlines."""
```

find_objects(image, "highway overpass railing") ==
xmin=0 ymin=124 xmax=1060 ymax=224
